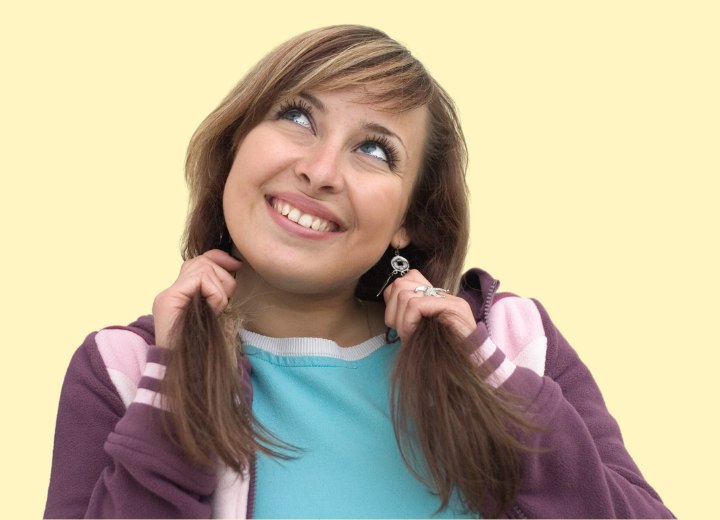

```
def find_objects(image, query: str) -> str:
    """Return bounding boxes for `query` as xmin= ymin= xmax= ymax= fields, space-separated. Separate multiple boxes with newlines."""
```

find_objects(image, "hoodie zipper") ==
xmin=482 ymin=279 xmax=500 ymax=327
xmin=247 ymin=456 xmax=257 ymax=519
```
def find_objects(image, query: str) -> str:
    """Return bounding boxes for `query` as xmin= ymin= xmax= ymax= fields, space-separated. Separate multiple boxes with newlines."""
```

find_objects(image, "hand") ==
xmin=383 ymin=269 xmax=477 ymax=340
xmin=152 ymin=249 xmax=242 ymax=348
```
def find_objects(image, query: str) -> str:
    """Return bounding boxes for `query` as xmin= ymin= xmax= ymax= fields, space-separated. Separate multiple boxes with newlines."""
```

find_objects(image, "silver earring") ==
xmin=376 ymin=248 xmax=410 ymax=297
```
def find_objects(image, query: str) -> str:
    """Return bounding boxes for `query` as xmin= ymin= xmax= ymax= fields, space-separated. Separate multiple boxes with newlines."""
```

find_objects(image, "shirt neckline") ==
xmin=239 ymin=329 xmax=388 ymax=362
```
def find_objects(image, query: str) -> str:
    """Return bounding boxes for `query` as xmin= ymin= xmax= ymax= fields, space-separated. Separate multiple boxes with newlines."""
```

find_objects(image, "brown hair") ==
xmin=164 ymin=25 xmax=532 ymax=516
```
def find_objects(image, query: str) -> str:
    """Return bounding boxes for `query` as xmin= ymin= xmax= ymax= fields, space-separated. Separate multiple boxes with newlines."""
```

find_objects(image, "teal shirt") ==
xmin=243 ymin=330 xmax=477 ymax=519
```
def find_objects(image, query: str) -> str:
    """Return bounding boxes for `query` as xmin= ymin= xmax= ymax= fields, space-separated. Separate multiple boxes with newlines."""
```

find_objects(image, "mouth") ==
xmin=268 ymin=196 xmax=342 ymax=233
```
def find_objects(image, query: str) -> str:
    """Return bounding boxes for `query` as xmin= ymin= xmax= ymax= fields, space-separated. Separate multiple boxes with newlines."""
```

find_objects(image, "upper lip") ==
xmin=267 ymin=192 xmax=346 ymax=230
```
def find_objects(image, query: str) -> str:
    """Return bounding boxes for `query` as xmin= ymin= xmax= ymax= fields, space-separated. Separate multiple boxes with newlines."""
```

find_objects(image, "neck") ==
xmin=233 ymin=263 xmax=386 ymax=347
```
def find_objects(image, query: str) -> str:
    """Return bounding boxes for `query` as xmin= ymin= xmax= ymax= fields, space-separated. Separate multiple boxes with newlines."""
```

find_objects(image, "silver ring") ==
xmin=414 ymin=285 xmax=449 ymax=297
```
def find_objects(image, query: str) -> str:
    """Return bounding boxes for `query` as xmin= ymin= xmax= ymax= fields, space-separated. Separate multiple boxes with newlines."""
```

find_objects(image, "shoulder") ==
xmin=72 ymin=315 xmax=157 ymax=408
xmin=458 ymin=268 xmax=552 ymax=376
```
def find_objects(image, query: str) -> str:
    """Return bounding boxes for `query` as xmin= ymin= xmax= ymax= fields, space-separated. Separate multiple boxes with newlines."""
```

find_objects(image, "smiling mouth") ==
xmin=269 ymin=197 xmax=340 ymax=232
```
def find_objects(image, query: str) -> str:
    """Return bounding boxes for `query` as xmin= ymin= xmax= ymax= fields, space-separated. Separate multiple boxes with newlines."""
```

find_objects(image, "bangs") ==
xmin=260 ymin=26 xmax=436 ymax=113
xmin=289 ymin=54 xmax=435 ymax=113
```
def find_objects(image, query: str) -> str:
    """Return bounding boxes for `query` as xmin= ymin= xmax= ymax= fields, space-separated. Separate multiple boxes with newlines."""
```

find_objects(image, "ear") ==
xmin=391 ymin=227 xmax=411 ymax=249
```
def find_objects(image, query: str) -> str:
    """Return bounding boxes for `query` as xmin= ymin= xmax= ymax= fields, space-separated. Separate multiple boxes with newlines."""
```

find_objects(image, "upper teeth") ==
xmin=271 ymin=198 xmax=337 ymax=232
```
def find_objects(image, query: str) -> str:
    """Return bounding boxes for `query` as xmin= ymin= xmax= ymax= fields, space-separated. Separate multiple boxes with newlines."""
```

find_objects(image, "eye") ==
xmin=357 ymin=135 xmax=399 ymax=171
xmin=276 ymin=100 xmax=313 ymax=130
xmin=358 ymin=141 xmax=388 ymax=161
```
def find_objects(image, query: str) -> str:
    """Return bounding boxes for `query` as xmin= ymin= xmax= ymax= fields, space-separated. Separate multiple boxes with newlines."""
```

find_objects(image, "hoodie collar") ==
xmin=458 ymin=268 xmax=500 ymax=325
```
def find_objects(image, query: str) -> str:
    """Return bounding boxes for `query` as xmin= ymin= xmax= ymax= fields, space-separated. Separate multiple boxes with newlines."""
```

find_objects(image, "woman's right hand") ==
xmin=152 ymin=249 xmax=243 ymax=348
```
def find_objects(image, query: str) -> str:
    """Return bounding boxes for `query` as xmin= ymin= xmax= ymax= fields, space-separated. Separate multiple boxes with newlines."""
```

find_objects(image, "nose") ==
xmin=294 ymin=139 xmax=345 ymax=193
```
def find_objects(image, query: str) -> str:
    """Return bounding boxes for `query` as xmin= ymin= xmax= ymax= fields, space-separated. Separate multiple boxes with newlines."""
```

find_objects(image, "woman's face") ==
xmin=223 ymin=88 xmax=428 ymax=296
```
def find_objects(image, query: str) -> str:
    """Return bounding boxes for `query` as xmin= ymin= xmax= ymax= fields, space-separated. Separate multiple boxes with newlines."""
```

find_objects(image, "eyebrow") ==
xmin=362 ymin=122 xmax=407 ymax=153
xmin=299 ymin=92 xmax=408 ymax=157
xmin=299 ymin=92 xmax=327 ymax=112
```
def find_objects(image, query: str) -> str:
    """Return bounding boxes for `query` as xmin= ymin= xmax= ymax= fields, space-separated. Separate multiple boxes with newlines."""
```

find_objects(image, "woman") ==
xmin=45 ymin=25 xmax=673 ymax=518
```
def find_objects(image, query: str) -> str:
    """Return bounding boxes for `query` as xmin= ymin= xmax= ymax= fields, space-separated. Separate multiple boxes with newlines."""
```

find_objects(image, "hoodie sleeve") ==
xmin=474 ymin=296 xmax=674 ymax=519
xmin=44 ymin=327 xmax=218 ymax=519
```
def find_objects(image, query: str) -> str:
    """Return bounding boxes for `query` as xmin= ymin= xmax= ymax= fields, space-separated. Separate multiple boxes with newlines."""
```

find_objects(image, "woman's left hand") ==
xmin=383 ymin=269 xmax=477 ymax=340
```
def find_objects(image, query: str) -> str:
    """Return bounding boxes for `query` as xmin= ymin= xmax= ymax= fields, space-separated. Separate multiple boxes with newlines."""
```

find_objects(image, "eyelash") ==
xmin=363 ymin=134 xmax=400 ymax=171
xmin=276 ymin=99 xmax=314 ymax=127
xmin=275 ymin=99 xmax=400 ymax=172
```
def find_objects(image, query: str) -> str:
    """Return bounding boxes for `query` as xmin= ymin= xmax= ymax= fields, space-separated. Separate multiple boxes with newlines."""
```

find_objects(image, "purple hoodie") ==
xmin=44 ymin=268 xmax=674 ymax=518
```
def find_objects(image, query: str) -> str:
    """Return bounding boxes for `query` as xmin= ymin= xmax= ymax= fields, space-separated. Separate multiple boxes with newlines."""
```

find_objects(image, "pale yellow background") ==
xmin=1 ymin=1 xmax=717 ymax=518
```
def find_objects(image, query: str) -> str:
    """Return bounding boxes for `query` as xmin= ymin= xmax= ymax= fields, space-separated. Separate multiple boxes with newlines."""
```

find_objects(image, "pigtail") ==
xmin=391 ymin=316 xmax=537 ymax=517
xmin=161 ymin=292 xmax=292 ymax=473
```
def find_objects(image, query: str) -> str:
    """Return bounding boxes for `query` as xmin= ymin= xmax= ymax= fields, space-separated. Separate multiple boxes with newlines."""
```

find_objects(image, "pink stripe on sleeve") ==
xmin=95 ymin=329 xmax=150 ymax=385
xmin=133 ymin=388 xmax=168 ymax=410
xmin=487 ymin=297 xmax=545 ymax=362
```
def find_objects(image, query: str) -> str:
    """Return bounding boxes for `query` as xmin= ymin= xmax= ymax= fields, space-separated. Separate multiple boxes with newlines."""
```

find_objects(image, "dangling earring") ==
xmin=376 ymin=248 xmax=410 ymax=297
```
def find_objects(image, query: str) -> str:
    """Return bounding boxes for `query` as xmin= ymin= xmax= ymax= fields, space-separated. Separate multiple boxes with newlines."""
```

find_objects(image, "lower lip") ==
xmin=266 ymin=199 xmax=340 ymax=240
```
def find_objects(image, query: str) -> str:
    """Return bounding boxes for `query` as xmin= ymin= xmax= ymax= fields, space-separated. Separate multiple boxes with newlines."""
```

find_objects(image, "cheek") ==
xmin=380 ymin=173 xmax=416 ymax=217
xmin=223 ymin=136 xmax=276 ymax=203
xmin=222 ymin=162 xmax=247 ymax=216
xmin=222 ymin=152 xmax=262 ymax=228
xmin=355 ymin=182 xmax=408 ymax=234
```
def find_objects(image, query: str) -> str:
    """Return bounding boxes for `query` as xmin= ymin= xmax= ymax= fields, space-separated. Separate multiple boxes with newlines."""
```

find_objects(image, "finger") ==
xmin=202 ymin=249 xmax=244 ymax=272
xmin=180 ymin=255 xmax=239 ymax=298
xmin=197 ymin=271 xmax=230 ymax=314
xmin=382 ymin=268 xmax=471 ymax=339
xmin=384 ymin=270 xmax=433 ymax=300
xmin=181 ymin=249 xmax=242 ymax=275
xmin=382 ymin=269 xmax=432 ymax=326
xmin=397 ymin=295 xmax=477 ymax=340
xmin=152 ymin=271 xmax=226 ymax=347
xmin=207 ymin=261 xmax=238 ymax=297
xmin=394 ymin=286 xmax=426 ymax=338
xmin=162 ymin=268 xmax=222 ymax=309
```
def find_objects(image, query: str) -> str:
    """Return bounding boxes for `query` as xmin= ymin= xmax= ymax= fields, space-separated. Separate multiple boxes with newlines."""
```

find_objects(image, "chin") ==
xmin=276 ymin=269 xmax=357 ymax=296
xmin=244 ymin=256 xmax=362 ymax=297
xmin=233 ymin=235 xmax=380 ymax=297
